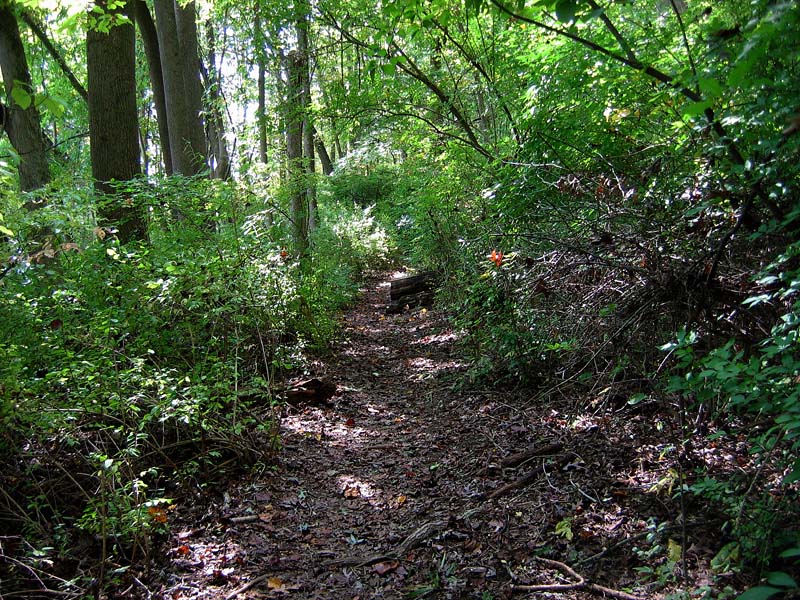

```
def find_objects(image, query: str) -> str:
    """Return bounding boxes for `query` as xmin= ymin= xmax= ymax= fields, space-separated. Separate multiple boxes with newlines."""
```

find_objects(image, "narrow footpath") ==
xmin=157 ymin=273 xmax=664 ymax=600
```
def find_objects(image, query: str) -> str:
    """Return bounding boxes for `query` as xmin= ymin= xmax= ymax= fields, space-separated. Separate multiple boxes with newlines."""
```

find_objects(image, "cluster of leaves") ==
xmin=368 ymin=0 xmax=799 ymax=593
xmin=0 ymin=173 xmax=393 ymax=591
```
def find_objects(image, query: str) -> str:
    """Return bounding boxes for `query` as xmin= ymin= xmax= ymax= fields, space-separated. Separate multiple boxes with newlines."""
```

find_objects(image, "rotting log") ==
xmin=285 ymin=377 xmax=336 ymax=406
xmin=389 ymin=272 xmax=435 ymax=300
xmin=387 ymin=272 xmax=436 ymax=313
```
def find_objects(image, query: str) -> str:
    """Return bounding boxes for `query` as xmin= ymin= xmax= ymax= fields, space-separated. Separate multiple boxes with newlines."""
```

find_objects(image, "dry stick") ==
xmin=224 ymin=573 xmax=271 ymax=600
xmin=500 ymin=442 xmax=563 ymax=469
xmin=482 ymin=454 xmax=571 ymax=501
xmin=511 ymin=557 xmax=643 ymax=600
xmin=321 ymin=507 xmax=487 ymax=569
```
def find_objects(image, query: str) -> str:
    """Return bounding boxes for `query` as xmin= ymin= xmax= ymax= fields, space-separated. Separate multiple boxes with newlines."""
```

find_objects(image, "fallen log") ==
xmin=386 ymin=290 xmax=434 ymax=314
xmin=389 ymin=272 xmax=435 ymax=301
xmin=285 ymin=378 xmax=336 ymax=406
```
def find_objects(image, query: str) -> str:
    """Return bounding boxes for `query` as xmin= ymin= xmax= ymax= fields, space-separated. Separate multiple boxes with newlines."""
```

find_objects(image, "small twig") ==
xmin=575 ymin=530 xmax=650 ymax=566
xmin=499 ymin=442 xmax=564 ymax=469
xmin=482 ymin=454 xmax=570 ymax=501
xmin=227 ymin=514 xmax=260 ymax=524
xmin=224 ymin=573 xmax=271 ymax=600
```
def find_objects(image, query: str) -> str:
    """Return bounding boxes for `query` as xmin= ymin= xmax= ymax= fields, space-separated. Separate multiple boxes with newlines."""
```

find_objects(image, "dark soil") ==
xmin=148 ymin=272 xmax=743 ymax=599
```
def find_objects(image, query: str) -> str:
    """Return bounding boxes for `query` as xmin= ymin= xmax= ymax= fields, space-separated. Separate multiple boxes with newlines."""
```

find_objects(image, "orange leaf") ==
xmin=148 ymin=506 xmax=168 ymax=523
xmin=489 ymin=249 xmax=504 ymax=267
xmin=176 ymin=544 xmax=190 ymax=556
xmin=373 ymin=560 xmax=399 ymax=576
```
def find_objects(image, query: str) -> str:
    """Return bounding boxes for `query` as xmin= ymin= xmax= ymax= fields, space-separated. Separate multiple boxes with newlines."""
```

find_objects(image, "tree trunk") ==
xmin=203 ymin=19 xmax=231 ymax=180
xmin=87 ymin=0 xmax=146 ymax=243
xmin=0 ymin=4 xmax=50 ymax=192
xmin=174 ymin=1 xmax=206 ymax=166
xmin=287 ymin=50 xmax=307 ymax=257
xmin=296 ymin=0 xmax=317 ymax=233
xmin=153 ymin=0 xmax=206 ymax=175
xmin=134 ymin=0 xmax=172 ymax=175
xmin=254 ymin=12 xmax=268 ymax=164
xmin=313 ymin=125 xmax=333 ymax=175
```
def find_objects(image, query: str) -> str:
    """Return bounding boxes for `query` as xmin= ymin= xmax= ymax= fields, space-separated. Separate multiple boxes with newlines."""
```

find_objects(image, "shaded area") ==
xmin=150 ymin=272 xmax=755 ymax=599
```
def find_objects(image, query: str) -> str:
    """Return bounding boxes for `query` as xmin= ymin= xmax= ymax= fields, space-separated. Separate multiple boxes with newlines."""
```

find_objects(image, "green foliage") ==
xmin=0 ymin=174 xmax=380 ymax=579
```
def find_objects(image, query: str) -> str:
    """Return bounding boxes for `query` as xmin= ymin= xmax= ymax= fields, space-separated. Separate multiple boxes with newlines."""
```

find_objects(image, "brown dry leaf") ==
xmin=267 ymin=577 xmax=284 ymax=590
xmin=373 ymin=560 xmax=399 ymax=576
xmin=259 ymin=504 xmax=275 ymax=521
xmin=343 ymin=486 xmax=360 ymax=498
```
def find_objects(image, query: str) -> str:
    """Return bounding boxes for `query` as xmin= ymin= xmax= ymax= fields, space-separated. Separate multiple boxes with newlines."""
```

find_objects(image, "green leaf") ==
xmin=554 ymin=0 xmax=577 ymax=22
xmin=698 ymin=78 xmax=724 ymax=99
xmin=40 ymin=95 xmax=67 ymax=118
xmin=0 ymin=225 xmax=14 ymax=237
xmin=381 ymin=63 xmax=396 ymax=76
xmin=11 ymin=84 xmax=32 ymax=110
xmin=779 ymin=547 xmax=800 ymax=558
xmin=681 ymin=99 xmax=713 ymax=118
xmin=737 ymin=586 xmax=783 ymax=600
xmin=766 ymin=571 xmax=798 ymax=588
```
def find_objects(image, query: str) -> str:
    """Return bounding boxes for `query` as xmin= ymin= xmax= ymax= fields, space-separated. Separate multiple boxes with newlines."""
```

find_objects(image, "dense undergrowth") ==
xmin=0 ymin=173 xmax=396 ymax=595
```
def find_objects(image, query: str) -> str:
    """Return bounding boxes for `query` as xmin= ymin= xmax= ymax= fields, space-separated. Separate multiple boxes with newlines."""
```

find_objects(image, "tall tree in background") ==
xmin=254 ymin=11 xmax=269 ymax=166
xmin=203 ymin=18 xmax=231 ymax=180
xmin=87 ymin=0 xmax=146 ymax=242
xmin=286 ymin=49 xmax=307 ymax=256
xmin=296 ymin=0 xmax=317 ymax=232
xmin=153 ymin=0 xmax=206 ymax=175
xmin=134 ymin=0 xmax=172 ymax=175
xmin=0 ymin=2 xmax=51 ymax=193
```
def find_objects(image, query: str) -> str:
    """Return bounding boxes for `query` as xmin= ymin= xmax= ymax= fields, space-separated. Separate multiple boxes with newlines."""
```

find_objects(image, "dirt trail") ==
xmin=157 ymin=273 xmax=663 ymax=600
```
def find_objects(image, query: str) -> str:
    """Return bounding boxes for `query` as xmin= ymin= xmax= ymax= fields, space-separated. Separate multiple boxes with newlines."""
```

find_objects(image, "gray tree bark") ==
xmin=153 ymin=0 xmax=206 ymax=175
xmin=87 ymin=0 xmax=146 ymax=243
xmin=134 ymin=0 xmax=172 ymax=175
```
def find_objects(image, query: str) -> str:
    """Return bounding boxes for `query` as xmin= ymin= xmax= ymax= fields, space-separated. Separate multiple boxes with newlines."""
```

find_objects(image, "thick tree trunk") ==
xmin=0 ymin=4 xmax=50 ymax=192
xmin=134 ymin=0 xmax=172 ymax=175
xmin=153 ymin=0 xmax=206 ymax=175
xmin=174 ymin=1 xmax=206 ymax=166
xmin=87 ymin=0 xmax=146 ymax=243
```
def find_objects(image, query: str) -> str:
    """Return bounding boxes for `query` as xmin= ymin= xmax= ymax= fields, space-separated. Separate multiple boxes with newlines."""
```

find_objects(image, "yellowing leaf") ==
xmin=267 ymin=577 xmax=284 ymax=590
xmin=667 ymin=538 xmax=682 ymax=563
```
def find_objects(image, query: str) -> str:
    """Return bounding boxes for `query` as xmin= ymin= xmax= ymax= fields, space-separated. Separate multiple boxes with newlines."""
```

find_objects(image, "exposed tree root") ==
xmin=511 ymin=557 xmax=643 ymax=600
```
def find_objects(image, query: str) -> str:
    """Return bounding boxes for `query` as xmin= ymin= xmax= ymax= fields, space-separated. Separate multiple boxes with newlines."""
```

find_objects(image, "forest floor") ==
xmin=151 ymin=271 xmax=736 ymax=600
